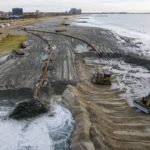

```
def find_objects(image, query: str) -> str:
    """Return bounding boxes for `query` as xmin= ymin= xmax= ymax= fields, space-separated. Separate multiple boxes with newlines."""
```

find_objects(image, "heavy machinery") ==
xmin=133 ymin=95 xmax=150 ymax=113
xmin=92 ymin=67 xmax=112 ymax=85
xmin=9 ymin=50 xmax=52 ymax=119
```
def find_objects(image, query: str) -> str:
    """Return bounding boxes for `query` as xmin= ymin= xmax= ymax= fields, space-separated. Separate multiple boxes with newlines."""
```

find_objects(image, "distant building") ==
xmin=0 ymin=11 xmax=4 ymax=16
xmin=69 ymin=8 xmax=82 ymax=15
xmin=0 ymin=11 xmax=8 ymax=17
xmin=12 ymin=8 xmax=23 ymax=16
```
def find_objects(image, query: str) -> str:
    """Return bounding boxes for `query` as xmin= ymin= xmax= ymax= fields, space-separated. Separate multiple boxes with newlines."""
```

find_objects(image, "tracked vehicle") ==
xmin=133 ymin=95 xmax=150 ymax=113
xmin=92 ymin=68 xmax=112 ymax=85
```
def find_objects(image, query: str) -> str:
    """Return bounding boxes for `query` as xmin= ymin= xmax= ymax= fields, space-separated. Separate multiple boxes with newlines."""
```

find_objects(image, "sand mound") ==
xmin=9 ymin=97 xmax=48 ymax=120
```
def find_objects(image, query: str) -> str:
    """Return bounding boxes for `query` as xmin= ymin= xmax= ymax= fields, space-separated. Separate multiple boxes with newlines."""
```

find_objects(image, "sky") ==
xmin=0 ymin=0 xmax=150 ymax=13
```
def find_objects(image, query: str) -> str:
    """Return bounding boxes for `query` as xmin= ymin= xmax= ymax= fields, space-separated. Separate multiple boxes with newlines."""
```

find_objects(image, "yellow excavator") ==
xmin=133 ymin=95 xmax=150 ymax=113
xmin=92 ymin=67 xmax=112 ymax=85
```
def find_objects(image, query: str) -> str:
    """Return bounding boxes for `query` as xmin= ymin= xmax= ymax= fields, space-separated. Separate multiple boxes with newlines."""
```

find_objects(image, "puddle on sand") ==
xmin=85 ymin=57 xmax=150 ymax=106
xmin=74 ymin=44 xmax=90 ymax=54
xmin=0 ymin=96 xmax=75 ymax=150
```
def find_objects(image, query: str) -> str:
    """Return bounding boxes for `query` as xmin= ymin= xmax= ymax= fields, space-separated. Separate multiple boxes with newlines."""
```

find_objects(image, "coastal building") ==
xmin=0 ymin=11 xmax=10 ymax=19
xmin=12 ymin=8 xmax=23 ymax=16
xmin=0 ymin=11 xmax=4 ymax=16
xmin=69 ymin=8 xmax=82 ymax=15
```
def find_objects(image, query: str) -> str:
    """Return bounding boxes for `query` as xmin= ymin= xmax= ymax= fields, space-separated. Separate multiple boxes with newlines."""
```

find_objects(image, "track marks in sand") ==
xmin=65 ymin=61 xmax=150 ymax=150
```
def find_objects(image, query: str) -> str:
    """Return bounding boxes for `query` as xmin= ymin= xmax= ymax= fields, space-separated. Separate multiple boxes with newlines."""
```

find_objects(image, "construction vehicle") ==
xmin=133 ymin=95 xmax=150 ymax=113
xmin=92 ymin=67 xmax=112 ymax=85
xmin=10 ymin=49 xmax=52 ymax=119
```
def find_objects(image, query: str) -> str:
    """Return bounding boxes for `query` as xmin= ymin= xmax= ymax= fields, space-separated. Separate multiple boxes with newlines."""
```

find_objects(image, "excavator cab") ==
xmin=92 ymin=70 xmax=112 ymax=85
xmin=133 ymin=95 xmax=150 ymax=113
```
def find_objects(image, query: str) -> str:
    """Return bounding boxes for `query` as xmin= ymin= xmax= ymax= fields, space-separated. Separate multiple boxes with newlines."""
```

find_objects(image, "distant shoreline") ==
xmin=82 ymin=12 xmax=150 ymax=14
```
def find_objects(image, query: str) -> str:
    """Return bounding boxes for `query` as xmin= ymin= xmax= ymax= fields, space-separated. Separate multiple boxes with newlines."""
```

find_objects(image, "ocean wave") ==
xmin=0 ymin=96 xmax=75 ymax=150
xmin=74 ymin=14 xmax=150 ymax=58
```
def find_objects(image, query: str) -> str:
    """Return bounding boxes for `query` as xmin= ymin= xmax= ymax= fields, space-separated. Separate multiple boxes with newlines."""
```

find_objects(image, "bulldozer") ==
xmin=92 ymin=67 xmax=112 ymax=85
xmin=133 ymin=95 xmax=150 ymax=113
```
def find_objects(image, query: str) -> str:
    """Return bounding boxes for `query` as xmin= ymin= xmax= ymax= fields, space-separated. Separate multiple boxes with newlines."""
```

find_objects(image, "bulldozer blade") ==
xmin=133 ymin=101 xmax=149 ymax=114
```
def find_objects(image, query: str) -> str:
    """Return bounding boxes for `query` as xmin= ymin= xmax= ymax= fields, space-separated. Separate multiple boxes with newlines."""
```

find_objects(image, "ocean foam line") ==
xmin=84 ymin=57 xmax=150 ymax=103
xmin=74 ymin=15 xmax=150 ymax=57
xmin=0 ymin=97 xmax=75 ymax=150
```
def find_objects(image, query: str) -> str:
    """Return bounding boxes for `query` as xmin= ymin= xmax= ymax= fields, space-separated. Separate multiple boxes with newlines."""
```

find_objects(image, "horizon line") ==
xmin=1 ymin=10 xmax=150 ymax=14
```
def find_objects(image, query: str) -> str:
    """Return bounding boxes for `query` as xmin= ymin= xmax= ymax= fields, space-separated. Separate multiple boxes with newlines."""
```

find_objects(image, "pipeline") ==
xmin=26 ymin=30 xmax=52 ymax=97
xmin=27 ymin=29 xmax=100 ymax=56
xmin=25 ymin=29 xmax=100 ymax=97
xmin=10 ymin=28 xmax=99 ymax=119
xmin=28 ymin=29 xmax=150 ymax=71
xmin=34 ymin=51 xmax=52 ymax=97
xmin=9 ymin=31 xmax=53 ymax=119
xmin=25 ymin=28 xmax=101 ymax=97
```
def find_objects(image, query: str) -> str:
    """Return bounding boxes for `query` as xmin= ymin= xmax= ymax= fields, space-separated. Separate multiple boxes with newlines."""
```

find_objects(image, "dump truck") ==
xmin=133 ymin=95 xmax=150 ymax=113
xmin=92 ymin=68 xmax=112 ymax=85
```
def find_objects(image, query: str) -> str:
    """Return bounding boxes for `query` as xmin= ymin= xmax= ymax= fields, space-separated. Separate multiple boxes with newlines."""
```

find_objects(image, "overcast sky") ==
xmin=0 ymin=0 xmax=150 ymax=12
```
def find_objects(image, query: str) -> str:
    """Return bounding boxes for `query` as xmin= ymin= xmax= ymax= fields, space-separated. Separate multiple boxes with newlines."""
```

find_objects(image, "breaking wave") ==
xmin=0 ymin=96 xmax=75 ymax=150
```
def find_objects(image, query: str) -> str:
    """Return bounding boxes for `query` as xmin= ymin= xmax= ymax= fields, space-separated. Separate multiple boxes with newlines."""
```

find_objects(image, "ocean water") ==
xmin=76 ymin=14 xmax=150 ymax=57
xmin=85 ymin=57 xmax=150 ymax=105
xmin=75 ymin=14 xmax=150 ymax=102
xmin=0 ymin=96 xmax=75 ymax=150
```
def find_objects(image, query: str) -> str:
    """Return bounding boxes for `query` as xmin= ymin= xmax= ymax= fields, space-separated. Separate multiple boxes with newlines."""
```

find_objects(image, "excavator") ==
xmin=92 ymin=67 xmax=112 ymax=85
xmin=133 ymin=95 xmax=150 ymax=113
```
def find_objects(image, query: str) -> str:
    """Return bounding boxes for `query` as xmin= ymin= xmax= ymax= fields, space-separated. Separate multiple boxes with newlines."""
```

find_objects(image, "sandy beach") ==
xmin=0 ymin=16 xmax=150 ymax=150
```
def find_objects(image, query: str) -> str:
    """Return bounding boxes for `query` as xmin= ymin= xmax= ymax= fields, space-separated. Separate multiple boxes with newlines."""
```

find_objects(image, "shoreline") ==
xmin=73 ymin=14 xmax=150 ymax=59
xmin=0 ymin=16 xmax=150 ymax=149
